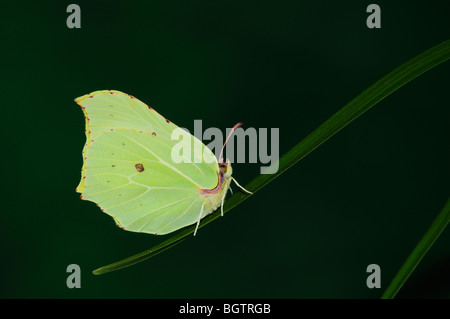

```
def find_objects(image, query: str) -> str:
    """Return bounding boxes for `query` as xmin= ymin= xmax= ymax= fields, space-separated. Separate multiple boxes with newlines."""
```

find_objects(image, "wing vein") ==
xmin=158 ymin=198 xmax=202 ymax=233
xmin=115 ymin=131 xmax=203 ymax=188
xmin=124 ymin=194 xmax=198 ymax=227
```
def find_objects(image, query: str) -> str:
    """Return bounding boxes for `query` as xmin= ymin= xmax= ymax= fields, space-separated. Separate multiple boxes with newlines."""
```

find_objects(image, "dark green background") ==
xmin=0 ymin=1 xmax=449 ymax=298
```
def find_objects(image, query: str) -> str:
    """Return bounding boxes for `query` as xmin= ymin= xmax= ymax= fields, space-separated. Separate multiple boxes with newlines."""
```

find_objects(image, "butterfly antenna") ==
xmin=218 ymin=122 xmax=244 ymax=163
xmin=193 ymin=204 xmax=205 ymax=236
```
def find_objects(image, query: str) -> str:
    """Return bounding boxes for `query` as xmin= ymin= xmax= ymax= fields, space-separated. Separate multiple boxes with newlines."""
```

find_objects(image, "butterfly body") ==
xmin=199 ymin=162 xmax=233 ymax=213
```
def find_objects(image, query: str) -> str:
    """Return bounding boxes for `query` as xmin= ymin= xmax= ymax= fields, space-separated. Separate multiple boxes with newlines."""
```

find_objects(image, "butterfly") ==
xmin=75 ymin=90 xmax=252 ymax=236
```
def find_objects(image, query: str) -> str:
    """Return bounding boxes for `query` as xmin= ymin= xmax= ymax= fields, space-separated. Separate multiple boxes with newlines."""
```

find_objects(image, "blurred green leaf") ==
xmin=382 ymin=198 xmax=450 ymax=299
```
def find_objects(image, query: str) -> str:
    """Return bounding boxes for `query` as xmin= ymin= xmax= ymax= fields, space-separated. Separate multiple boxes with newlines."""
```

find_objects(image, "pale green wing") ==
xmin=76 ymin=90 xmax=176 ymax=140
xmin=82 ymin=128 xmax=217 ymax=234
xmin=75 ymin=90 xmax=218 ymax=193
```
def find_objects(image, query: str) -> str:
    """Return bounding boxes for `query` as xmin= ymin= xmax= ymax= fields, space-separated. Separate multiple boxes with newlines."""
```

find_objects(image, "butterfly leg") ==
xmin=232 ymin=178 xmax=253 ymax=195
xmin=193 ymin=204 xmax=205 ymax=236
xmin=220 ymin=189 xmax=228 ymax=217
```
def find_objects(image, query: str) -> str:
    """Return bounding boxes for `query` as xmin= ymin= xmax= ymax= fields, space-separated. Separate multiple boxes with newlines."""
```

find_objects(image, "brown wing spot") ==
xmin=135 ymin=163 xmax=145 ymax=173
xmin=152 ymin=132 xmax=156 ymax=136
xmin=112 ymin=165 xmax=116 ymax=167
xmin=165 ymin=119 xmax=170 ymax=123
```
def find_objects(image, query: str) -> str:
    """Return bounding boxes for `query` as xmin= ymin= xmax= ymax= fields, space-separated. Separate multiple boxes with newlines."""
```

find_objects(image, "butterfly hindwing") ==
xmin=80 ymin=127 xmax=218 ymax=234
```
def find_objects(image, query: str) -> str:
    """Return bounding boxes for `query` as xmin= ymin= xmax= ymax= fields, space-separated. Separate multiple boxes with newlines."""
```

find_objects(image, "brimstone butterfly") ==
xmin=75 ymin=90 xmax=251 ymax=236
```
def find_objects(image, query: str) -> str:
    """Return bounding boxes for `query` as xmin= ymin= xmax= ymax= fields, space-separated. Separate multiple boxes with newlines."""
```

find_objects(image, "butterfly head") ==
xmin=219 ymin=159 xmax=233 ymax=179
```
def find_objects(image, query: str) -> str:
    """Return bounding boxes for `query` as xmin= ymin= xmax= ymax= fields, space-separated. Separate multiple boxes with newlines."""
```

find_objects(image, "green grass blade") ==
xmin=381 ymin=198 xmax=450 ymax=299
xmin=93 ymin=39 xmax=450 ymax=275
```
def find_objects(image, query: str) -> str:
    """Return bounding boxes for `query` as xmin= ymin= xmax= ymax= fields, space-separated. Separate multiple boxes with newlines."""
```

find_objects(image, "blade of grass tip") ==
xmin=93 ymin=39 xmax=450 ymax=275
xmin=381 ymin=198 xmax=450 ymax=299
xmin=92 ymin=241 xmax=180 ymax=275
